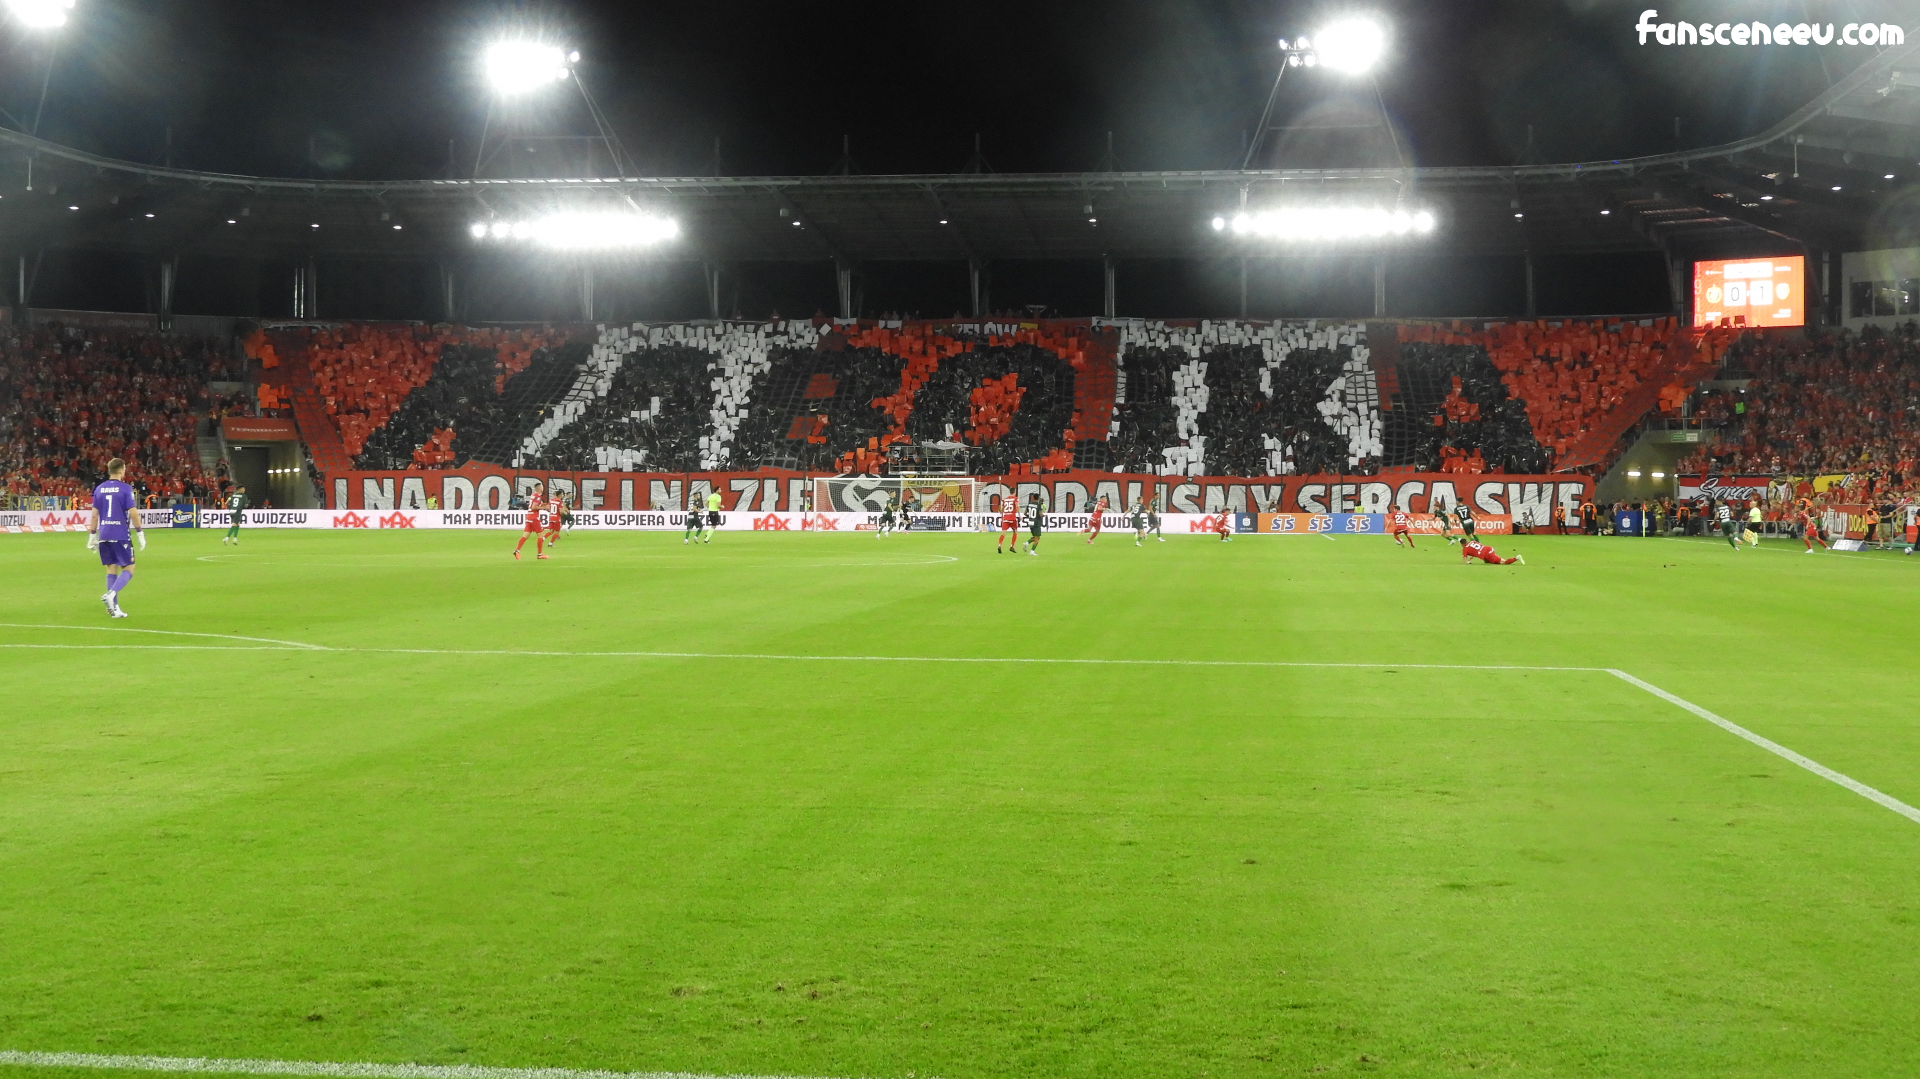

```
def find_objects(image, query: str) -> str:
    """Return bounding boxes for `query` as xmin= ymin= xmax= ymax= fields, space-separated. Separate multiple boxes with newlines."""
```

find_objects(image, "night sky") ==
xmin=2 ymin=0 xmax=1877 ymax=179
xmin=0 ymin=1 xmax=1899 ymax=320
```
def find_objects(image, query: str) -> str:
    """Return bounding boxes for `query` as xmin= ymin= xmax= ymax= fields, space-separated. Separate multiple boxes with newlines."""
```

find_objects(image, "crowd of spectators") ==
xmin=1385 ymin=342 xmax=1552 ymax=475
xmin=303 ymin=324 xmax=563 ymax=460
xmin=532 ymin=343 xmax=741 ymax=473
xmin=1 ymin=327 xmax=226 ymax=503
xmin=1675 ymin=323 xmax=1920 ymax=478
xmin=904 ymin=343 xmax=1077 ymax=475
xmin=352 ymin=339 xmax=580 ymax=471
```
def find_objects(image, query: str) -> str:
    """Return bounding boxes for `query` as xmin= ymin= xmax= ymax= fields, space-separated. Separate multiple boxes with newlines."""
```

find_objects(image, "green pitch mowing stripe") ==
xmin=6 ymin=621 xmax=1919 ymax=826
xmin=0 ymin=1054 xmax=824 ymax=1079
xmin=5 ymin=530 xmax=1920 ymax=1078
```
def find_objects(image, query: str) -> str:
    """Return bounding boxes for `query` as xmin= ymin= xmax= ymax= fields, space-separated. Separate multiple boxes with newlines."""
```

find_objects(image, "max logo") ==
xmin=378 ymin=512 xmax=417 ymax=529
xmin=1190 ymin=514 xmax=1227 ymax=533
xmin=39 ymin=512 xmax=87 ymax=529
xmin=802 ymin=514 xmax=839 ymax=531
xmin=333 ymin=512 xmax=371 ymax=528
xmin=753 ymin=514 xmax=791 ymax=531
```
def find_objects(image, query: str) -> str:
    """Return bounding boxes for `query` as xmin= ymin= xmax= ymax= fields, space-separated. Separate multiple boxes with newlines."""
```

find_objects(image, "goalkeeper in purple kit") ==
xmin=86 ymin=457 xmax=146 ymax=618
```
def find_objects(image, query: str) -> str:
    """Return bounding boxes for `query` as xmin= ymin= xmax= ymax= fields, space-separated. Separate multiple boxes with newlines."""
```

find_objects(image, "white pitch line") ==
xmin=1608 ymin=669 xmax=1920 ymax=825
xmin=0 ymin=1051 xmax=840 ymax=1079
xmin=0 ymin=623 xmax=329 ymax=649
xmin=2 ymin=623 xmax=1912 ymax=827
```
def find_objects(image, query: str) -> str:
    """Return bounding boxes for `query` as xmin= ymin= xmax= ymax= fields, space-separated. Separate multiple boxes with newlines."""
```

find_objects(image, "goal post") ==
xmin=813 ymin=475 xmax=977 ymax=514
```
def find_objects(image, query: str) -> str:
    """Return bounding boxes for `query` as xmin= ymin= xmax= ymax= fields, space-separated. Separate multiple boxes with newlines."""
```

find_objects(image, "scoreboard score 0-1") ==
xmin=1693 ymin=256 xmax=1805 ymax=328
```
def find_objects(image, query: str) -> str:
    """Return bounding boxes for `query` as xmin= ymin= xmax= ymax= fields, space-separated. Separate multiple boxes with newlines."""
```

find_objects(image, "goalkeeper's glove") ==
xmin=137 ymin=531 xmax=148 ymax=551
xmin=86 ymin=532 xmax=98 ymax=551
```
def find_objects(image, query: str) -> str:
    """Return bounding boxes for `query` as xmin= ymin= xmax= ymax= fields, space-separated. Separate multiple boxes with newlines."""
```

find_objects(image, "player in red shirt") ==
xmin=1214 ymin=512 xmax=1234 ymax=541
xmin=995 ymin=496 xmax=1021 ymax=554
xmin=1083 ymin=496 xmax=1108 ymax=544
xmin=1461 ymin=537 xmax=1523 ymax=565
xmin=1390 ymin=507 xmax=1416 ymax=547
xmin=513 ymin=488 xmax=549 ymax=560
xmin=1800 ymin=508 xmax=1828 ymax=553
xmin=543 ymin=493 xmax=567 ymax=548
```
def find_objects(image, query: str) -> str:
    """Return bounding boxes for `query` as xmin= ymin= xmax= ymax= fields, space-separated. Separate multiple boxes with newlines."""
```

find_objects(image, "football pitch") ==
xmin=3 ymin=527 xmax=1918 ymax=1079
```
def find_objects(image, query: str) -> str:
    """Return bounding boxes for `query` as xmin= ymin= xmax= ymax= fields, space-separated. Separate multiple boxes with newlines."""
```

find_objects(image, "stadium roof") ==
xmin=0 ymin=40 xmax=1913 ymax=267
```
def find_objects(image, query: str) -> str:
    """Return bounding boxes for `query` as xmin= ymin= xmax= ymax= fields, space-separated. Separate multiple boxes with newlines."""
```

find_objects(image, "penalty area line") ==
xmin=0 ymin=1051 xmax=841 ymax=1079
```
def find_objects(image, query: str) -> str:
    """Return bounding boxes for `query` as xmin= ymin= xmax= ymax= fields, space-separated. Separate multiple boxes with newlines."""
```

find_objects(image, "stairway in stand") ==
xmin=1068 ymin=326 xmax=1120 ymax=470
xmin=1555 ymin=352 xmax=1721 ymax=471
xmin=273 ymin=331 xmax=354 ymax=477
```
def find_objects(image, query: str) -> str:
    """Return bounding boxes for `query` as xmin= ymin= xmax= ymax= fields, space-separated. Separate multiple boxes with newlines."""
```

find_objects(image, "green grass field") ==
xmin=3 ymin=526 xmax=1918 ymax=1079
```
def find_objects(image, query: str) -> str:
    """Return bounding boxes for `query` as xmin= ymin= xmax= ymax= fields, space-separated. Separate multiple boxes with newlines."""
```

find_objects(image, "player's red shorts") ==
xmin=1464 ymin=543 xmax=1507 ymax=564
xmin=999 ymin=515 xmax=1019 ymax=531
xmin=523 ymin=514 xmax=542 ymax=532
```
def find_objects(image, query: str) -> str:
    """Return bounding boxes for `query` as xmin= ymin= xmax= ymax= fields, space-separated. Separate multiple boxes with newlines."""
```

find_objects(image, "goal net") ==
xmin=812 ymin=475 xmax=977 ymax=513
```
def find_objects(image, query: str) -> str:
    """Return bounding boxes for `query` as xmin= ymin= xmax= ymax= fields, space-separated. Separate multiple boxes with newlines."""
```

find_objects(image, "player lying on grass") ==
xmin=1460 ymin=537 xmax=1523 ymax=566
xmin=86 ymin=457 xmax=146 ymax=617
xmin=513 ymin=488 xmax=549 ymax=559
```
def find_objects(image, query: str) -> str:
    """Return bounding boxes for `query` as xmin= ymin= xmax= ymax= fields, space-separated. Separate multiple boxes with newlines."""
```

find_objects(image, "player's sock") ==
xmin=108 ymin=571 xmax=131 ymax=600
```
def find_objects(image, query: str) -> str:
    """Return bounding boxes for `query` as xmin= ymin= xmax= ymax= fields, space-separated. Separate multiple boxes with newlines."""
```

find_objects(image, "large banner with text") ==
xmin=323 ymin=467 xmax=1590 ymax=525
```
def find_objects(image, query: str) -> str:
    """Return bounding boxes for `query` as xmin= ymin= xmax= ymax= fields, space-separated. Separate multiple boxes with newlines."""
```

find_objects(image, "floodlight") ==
xmin=4 ymin=0 xmax=74 ymax=29
xmin=1312 ymin=16 xmax=1387 ymax=75
xmin=1211 ymin=216 xmax=1226 ymax=231
xmin=470 ymin=211 xmax=679 ymax=250
xmin=484 ymin=40 xmax=571 ymax=96
xmin=1225 ymin=206 xmax=1435 ymax=241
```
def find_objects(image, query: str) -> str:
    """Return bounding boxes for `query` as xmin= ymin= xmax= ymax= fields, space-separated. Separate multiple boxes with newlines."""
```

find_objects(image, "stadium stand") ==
xmin=197 ymin=315 xmax=1750 ymax=487
xmin=1 ymin=329 xmax=226 ymax=501
xmin=1676 ymin=323 xmax=1920 ymax=477
xmin=1108 ymin=321 xmax=1379 ymax=477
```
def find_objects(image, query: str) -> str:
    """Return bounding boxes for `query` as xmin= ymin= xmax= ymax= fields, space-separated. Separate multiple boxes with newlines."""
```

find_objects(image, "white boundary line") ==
xmin=0 ymin=1051 xmax=836 ymax=1079
xmin=0 ymin=624 xmax=328 ymax=650
xmin=2 ymin=624 xmax=1915 ymax=827
xmin=1606 ymin=669 xmax=1920 ymax=825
